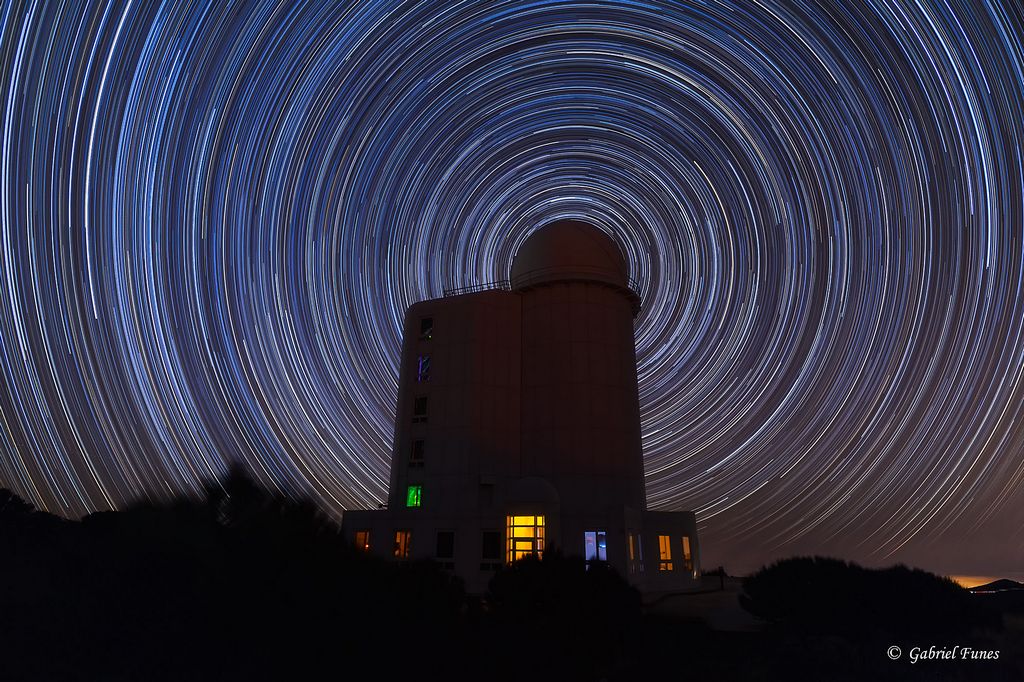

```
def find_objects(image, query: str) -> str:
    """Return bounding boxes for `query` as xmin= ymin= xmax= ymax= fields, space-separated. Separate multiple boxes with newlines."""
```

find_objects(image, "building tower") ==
xmin=343 ymin=220 xmax=700 ymax=594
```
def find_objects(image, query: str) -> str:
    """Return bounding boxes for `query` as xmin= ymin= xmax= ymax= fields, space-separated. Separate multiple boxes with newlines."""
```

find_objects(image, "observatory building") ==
xmin=342 ymin=220 xmax=700 ymax=594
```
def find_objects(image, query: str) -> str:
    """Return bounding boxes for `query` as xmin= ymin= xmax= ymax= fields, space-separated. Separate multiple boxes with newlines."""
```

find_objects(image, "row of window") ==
xmin=409 ymin=321 xmax=433 ymax=493
xmin=354 ymin=523 xmax=695 ymax=574
xmin=412 ymin=317 xmax=433 ymax=423
xmin=354 ymin=528 xmax=503 ymax=569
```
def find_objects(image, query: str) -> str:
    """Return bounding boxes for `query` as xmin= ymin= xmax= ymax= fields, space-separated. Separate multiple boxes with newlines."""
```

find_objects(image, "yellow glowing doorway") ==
xmin=506 ymin=515 xmax=545 ymax=562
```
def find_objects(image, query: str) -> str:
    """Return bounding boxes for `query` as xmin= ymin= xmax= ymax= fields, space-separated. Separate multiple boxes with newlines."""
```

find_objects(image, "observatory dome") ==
xmin=510 ymin=220 xmax=630 ymax=290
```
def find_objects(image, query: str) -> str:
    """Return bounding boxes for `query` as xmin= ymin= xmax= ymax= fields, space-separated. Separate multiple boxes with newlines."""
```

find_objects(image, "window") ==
xmin=354 ymin=530 xmax=370 ymax=552
xmin=436 ymin=531 xmax=455 ymax=569
xmin=682 ymin=535 xmax=693 ymax=573
xmin=584 ymin=530 xmax=607 ymax=562
xmin=406 ymin=485 xmax=422 ymax=508
xmin=409 ymin=440 xmax=424 ymax=468
xmin=480 ymin=530 xmax=502 ymax=570
xmin=628 ymin=533 xmax=645 ymax=574
xmin=506 ymin=515 xmax=545 ymax=563
xmin=412 ymin=396 xmax=428 ymax=423
xmin=419 ymin=317 xmax=433 ymax=341
xmin=394 ymin=530 xmax=411 ymax=559
xmin=658 ymin=535 xmax=673 ymax=571
xmin=416 ymin=354 xmax=431 ymax=382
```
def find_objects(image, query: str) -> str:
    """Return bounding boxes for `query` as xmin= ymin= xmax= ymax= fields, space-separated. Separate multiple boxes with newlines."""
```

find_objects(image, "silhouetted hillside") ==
xmin=0 ymin=471 xmax=468 ymax=681
xmin=2 ymin=481 xmax=1020 ymax=682
xmin=740 ymin=556 xmax=1001 ymax=637
xmin=972 ymin=579 xmax=1024 ymax=593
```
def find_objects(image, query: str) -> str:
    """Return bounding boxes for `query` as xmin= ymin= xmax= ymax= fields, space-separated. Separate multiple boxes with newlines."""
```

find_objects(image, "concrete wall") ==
xmin=519 ymin=280 xmax=647 ymax=514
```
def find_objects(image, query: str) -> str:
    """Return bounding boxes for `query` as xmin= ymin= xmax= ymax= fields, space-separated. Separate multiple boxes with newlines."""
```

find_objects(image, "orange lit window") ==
xmin=506 ymin=515 xmax=545 ymax=563
xmin=354 ymin=530 xmax=370 ymax=552
xmin=628 ymin=533 xmax=644 ymax=574
xmin=682 ymin=536 xmax=693 ymax=572
xmin=394 ymin=530 xmax=411 ymax=559
xmin=658 ymin=535 xmax=673 ymax=571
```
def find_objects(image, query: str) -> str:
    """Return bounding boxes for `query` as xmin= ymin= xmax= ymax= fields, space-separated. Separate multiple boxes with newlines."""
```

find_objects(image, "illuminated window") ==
xmin=409 ymin=440 xmax=424 ymax=467
xmin=584 ymin=530 xmax=607 ymax=562
xmin=658 ymin=535 xmax=673 ymax=571
xmin=394 ymin=530 xmax=411 ymax=559
xmin=419 ymin=317 xmax=433 ymax=341
xmin=406 ymin=485 xmax=422 ymax=508
xmin=354 ymin=530 xmax=370 ymax=552
xmin=682 ymin=536 xmax=693 ymax=572
xmin=506 ymin=515 xmax=545 ymax=563
xmin=412 ymin=396 xmax=428 ymax=423
xmin=436 ymin=531 xmax=455 ymax=569
xmin=628 ymin=533 xmax=644 ymax=574
xmin=416 ymin=354 xmax=431 ymax=382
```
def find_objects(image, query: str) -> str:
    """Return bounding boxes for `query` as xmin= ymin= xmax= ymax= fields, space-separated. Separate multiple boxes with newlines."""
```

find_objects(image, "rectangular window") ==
xmin=406 ymin=485 xmax=422 ymax=508
xmin=394 ymin=530 xmax=411 ymax=559
xmin=682 ymin=536 xmax=693 ymax=572
xmin=658 ymin=535 xmax=673 ymax=571
xmin=436 ymin=531 xmax=455 ymax=560
xmin=354 ymin=530 xmax=371 ymax=552
xmin=480 ymin=530 xmax=502 ymax=571
xmin=628 ymin=533 xmax=645 ymax=574
xmin=419 ymin=317 xmax=433 ymax=341
xmin=584 ymin=530 xmax=607 ymax=562
xmin=481 ymin=530 xmax=500 ymax=560
xmin=416 ymin=354 xmax=431 ymax=382
xmin=506 ymin=515 xmax=545 ymax=563
xmin=409 ymin=439 xmax=425 ymax=467
xmin=412 ymin=396 xmax=428 ymax=423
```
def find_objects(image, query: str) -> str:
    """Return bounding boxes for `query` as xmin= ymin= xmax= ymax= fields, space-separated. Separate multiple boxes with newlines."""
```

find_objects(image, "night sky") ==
xmin=2 ymin=0 xmax=1023 ymax=579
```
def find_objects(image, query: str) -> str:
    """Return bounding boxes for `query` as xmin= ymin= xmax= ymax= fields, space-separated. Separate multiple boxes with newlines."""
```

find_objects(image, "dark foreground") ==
xmin=1 ymin=475 xmax=1021 ymax=682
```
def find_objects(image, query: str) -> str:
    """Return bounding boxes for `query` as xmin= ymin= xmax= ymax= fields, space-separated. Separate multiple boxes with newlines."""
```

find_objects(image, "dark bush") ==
xmin=0 ymin=473 xmax=466 ymax=681
xmin=739 ymin=556 xmax=1001 ymax=637
xmin=485 ymin=549 xmax=642 ymax=679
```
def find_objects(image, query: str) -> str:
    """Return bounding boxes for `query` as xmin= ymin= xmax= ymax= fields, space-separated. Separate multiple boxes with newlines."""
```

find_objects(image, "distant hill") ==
xmin=969 ymin=578 xmax=1024 ymax=593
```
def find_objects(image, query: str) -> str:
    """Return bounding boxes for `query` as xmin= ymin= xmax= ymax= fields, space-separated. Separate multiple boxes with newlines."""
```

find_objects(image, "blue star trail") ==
xmin=1 ymin=0 xmax=1023 ymax=575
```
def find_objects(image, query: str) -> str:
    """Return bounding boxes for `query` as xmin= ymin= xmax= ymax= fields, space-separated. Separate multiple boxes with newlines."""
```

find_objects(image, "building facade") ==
xmin=343 ymin=220 xmax=700 ymax=594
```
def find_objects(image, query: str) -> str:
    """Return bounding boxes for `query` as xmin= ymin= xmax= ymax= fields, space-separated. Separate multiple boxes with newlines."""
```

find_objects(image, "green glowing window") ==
xmin=406 ymin=485 xmax=422 ymax=508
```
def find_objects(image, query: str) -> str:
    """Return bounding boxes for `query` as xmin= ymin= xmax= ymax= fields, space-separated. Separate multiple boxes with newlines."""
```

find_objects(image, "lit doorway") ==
xmin=506 ymin=515 xmax=545 ymax=562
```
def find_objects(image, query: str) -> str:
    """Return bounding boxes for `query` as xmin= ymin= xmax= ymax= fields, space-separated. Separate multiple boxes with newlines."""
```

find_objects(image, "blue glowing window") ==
xmin=416 ymin=354 xmax=431 ymax=382
xmin=584 ymin=530 xmax=607 ymax=562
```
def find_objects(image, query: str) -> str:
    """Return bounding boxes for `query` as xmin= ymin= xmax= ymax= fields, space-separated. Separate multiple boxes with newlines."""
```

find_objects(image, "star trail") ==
xmin=1 ymin=0 xmax=1023 ymax=576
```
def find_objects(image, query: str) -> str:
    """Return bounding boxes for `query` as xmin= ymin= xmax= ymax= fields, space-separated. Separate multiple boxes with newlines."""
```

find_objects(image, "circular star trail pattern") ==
xmin=2 ymin=0 xmax=1023 ymax=570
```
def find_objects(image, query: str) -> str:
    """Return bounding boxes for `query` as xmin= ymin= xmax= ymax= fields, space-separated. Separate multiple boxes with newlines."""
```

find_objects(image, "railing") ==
xmin=442 ymin=270 xmax=644 ymax=313
xmin=442 ymin=280 xmax=512 ymax=297
xmin=446 ymin=268 xmax=640 ymax=293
